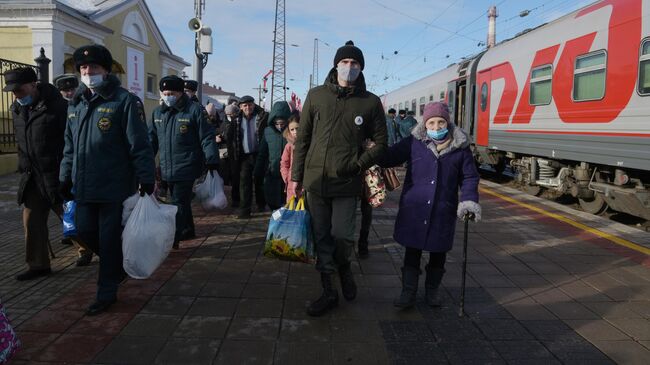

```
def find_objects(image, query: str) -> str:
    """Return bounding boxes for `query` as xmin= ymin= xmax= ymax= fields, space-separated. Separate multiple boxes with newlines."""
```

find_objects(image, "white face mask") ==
xmin=162 ymin=95 xmax=177 ymax=107
xmin=337 ymin=64 xmax=361 ymax=82
xmin=81 ymin=74 xmax=104 ymax=89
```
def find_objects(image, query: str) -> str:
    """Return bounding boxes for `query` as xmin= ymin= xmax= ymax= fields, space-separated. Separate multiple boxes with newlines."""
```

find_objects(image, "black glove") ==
xmin=206 ymin=163 xmax=219 ymax=171
xmin=336 ymin=161 xmax=361 ymax=178
xmin=59 ymin=178 xmax=74 ymax=201
xmin=139 ymin=183 xmax=155 ymax=196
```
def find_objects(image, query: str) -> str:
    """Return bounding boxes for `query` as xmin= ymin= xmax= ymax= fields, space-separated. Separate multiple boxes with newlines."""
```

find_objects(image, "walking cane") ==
xmin=458 ymin=212 xmax=475 ymax=317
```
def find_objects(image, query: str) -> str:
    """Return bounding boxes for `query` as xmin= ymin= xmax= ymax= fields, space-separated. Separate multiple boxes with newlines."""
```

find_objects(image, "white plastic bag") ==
xmin=194 ymin=171 xmax=228 ymax=211
xmin=122 ymin=194 xmax=178 ymax=279
xmin=121 ymin=193 xmax=140 ymax=226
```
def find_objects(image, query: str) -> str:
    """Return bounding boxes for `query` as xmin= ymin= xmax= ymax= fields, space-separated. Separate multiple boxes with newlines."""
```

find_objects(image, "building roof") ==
xmin=57 ymin=0 xmax=126 ymax=16
xmin=201 ymin=83 xmax=236 ymax=97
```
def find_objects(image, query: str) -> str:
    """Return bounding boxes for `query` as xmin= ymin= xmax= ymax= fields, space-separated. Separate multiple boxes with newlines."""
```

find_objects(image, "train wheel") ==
xmin=523 ymin=184 xmax=542 ymax=196
xmin=578 ymin=194 xmax=608 ymax=215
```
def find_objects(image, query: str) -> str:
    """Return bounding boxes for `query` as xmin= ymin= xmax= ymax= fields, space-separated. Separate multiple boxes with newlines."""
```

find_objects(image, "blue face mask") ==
xmin=16 ymin=94 xmax=33 ymax=106
xmin=427 ymin=128 xmax=448 ymax=140
xmin=162 ymin=95 xmax=177 ymax=107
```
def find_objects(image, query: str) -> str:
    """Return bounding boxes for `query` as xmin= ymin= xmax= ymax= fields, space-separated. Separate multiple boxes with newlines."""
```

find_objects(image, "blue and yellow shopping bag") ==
xmin=264 ymin=197 xmax=315 ymax=263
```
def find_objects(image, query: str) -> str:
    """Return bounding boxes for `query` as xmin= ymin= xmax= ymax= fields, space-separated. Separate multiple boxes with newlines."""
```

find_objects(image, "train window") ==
xmin=480 ymin=82 xmax=488 ymax=111
xmin=639 ymin=39 xmax=650 ymax=95
xmin=398 ymin=102 xmax=403 ymax=111
xmin=404 ymin=100 xmax=409 ymax=111
xmin=419 ymin=97 xmax=425 ymax=116
xmin=573 ymin=50 xmax=606 ymax=101
xmin=448 ymin=90 xmax=454 ymax=112
xmin=429 ymin=94 xmax=434 ymax=101
xmin=529 ymin=64 xmax=552 ymax=105
xmin=411 ymin=99 xmax=416 ymax=112
xmin=439 ymin=91 xmax=445 ymax=100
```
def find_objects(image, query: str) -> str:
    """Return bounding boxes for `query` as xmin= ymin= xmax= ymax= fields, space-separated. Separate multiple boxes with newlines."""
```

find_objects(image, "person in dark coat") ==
xmin=53 ymin=72 xmax=93 ymax=266
xmin=184 ymin=80 xmax=200 ymax=103
xmin=385 ymin=108 xmax=399 ymax=146
xmin=5 ymin=67 xmax=66 ymax=280
xmin=148 ymin=75 xmax=219 ymax=247
xmin=398 ymin=110 xmax=417 ymax=139
xmin=254 ymin=101 xmax=292 ymax=210
xmin=217 ymin=104 xmax=241 ymax=207
xmin=379 ymin=102 xmax=481 ymax=308
xmin=53 ymin=73 xmax=79 ymax=101
xmin=292 ymin=41 xmax=388 ymax=317
xmin=222 ymin=95 xmax=268 ymax=218
xmin=59 ymin=45 xmax=156 ymax=316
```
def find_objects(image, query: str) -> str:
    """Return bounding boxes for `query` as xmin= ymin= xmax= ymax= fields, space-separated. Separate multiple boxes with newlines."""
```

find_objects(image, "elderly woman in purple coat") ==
xmin=379 ymin=101 xmax=481 ymax=308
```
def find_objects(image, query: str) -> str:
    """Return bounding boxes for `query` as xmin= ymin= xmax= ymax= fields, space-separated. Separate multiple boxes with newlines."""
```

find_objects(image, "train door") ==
xmin=475 ymin=69 xmax=491 ymax=146
xmin=446 ymin=80 xmax=457 ymax=124
xmin=447 ymin=80 xmax=468 ymax=131
xmin=457 ymin=82 xmax=467 ymax=130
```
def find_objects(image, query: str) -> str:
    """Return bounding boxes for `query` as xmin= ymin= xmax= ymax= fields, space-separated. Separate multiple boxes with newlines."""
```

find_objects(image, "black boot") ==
xmin=338 ymin=263 xmax=357 ymax=301
xmin=394 ymin=266 xmax=420 ymax=308
xmin=307 ymin=273 xmax=339 ymax=317
xmin=424 ymin=265 xmax=445 ymax=307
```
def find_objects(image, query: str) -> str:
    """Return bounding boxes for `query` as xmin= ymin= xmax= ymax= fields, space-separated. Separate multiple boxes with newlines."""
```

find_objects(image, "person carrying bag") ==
xmin=264 ymin=197 xmax=315 ymax=263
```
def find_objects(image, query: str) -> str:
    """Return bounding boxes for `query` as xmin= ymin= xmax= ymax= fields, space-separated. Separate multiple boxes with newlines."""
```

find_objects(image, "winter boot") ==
xmin=307 ymin=273 xmax=339 ymax=317
xmin=424 ymin=265 xmax=445 ymax=307
xmin=338 ymin=263 xmax=357 ymax=301
xmin=393 ymin=266 xmax=420 ymax=308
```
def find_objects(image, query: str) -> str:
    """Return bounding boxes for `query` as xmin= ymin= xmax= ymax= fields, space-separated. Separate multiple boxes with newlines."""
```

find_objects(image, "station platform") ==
xmin=0 ymin=171 xmax=648 ymax=364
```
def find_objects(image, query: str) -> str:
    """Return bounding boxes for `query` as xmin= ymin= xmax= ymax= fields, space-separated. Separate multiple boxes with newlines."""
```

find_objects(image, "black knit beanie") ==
xmin=333 ymin=40 xmax=365 ymax=70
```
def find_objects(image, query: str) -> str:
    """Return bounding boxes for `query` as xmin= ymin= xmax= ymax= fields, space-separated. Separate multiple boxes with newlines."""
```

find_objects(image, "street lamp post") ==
xmin=311 ymin=38 xmax=329 ymax=89
xmin=189 ymin=0 xmax=213 ymax=103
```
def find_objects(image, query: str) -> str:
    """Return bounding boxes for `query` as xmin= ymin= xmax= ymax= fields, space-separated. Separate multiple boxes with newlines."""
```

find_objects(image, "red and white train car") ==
xmin=383 ymin=0 xmax=650 ymax=219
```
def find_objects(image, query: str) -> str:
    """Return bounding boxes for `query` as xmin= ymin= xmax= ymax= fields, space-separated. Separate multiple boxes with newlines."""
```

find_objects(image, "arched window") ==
xmin=122 ymin=11 xmax=149 ymax=45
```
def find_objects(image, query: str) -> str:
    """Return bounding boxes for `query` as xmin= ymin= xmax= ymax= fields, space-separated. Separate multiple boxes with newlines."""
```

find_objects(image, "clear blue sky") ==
xmin=149 ymin=0 xmax=592 ymax=104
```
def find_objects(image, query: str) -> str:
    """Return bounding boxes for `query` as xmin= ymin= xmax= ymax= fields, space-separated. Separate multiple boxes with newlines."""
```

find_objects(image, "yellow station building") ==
xmin=0 ymin=0 xmax=189 ymax=173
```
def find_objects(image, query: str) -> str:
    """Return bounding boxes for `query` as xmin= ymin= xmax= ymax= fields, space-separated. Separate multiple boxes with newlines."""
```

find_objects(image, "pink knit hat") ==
xmin=422 ymin=102 xmax=450 ymax=122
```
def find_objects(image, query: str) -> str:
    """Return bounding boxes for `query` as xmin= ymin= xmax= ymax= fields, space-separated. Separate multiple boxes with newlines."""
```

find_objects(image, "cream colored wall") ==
xmin=64 ymin=32 xmax=92 ymax=50
xmin=100 ymin=5 xmax=164 ymax=114
xmin=63 ymin=32 xmax=93 ymax=73
xmin=0 ymin=27 xmax=33 ymax=64
xmin=0 ymin=27 xmax=33 ymax=155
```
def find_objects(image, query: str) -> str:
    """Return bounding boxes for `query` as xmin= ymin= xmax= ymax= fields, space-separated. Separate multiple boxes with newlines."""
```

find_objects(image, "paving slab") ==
xmin=1 ymin=172 xmax=648 ymax=363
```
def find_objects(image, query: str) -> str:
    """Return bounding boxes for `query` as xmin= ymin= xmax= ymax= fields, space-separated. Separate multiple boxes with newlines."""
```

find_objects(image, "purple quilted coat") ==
xmin=379 ymin=122 xmax=479 ymax=252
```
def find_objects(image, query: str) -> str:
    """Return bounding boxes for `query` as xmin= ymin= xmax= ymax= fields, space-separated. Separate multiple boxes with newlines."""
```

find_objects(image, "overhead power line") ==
xmin=369 ymin=0 xmax=482 ymax=43
xmin=394 ymin=0 xmax=461 ymax=53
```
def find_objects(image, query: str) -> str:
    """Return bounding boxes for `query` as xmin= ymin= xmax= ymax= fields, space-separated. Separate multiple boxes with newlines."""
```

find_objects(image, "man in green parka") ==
xmin=254 ymin=101 xmax=292 ymax=210
xmin=291 ymin=41 xmax=388 ymax=317
xmin=59 ymin=45 xmax=156 ymax=316
xmin=149 ymin=75 xmax=219 ymax=246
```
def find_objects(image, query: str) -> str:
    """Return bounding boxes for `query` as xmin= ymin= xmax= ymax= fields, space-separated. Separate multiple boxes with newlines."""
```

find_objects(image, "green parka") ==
xmin=149 ymin=93 xmax=219 ymax=182
xmin=60 ymin=74 xmax=155 ymax=203
xmin=255 ymin=101 xmax=292 ymax=208
xmin=291 ymin=68 xmax=388 ymax=197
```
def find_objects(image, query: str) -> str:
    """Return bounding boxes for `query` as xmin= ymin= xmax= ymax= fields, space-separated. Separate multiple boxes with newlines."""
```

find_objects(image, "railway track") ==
xmin=478 ymin=164 xmax=650 ymax=233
